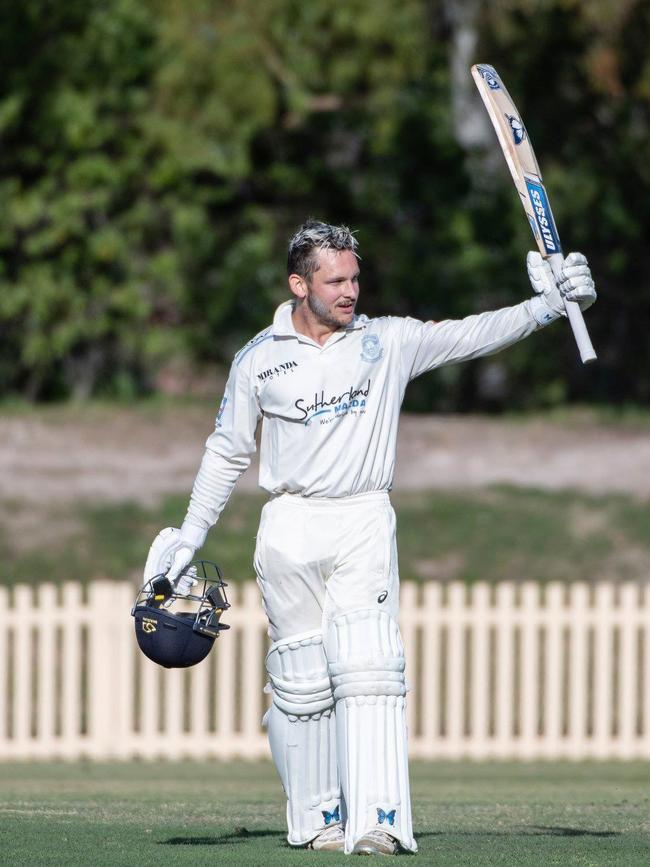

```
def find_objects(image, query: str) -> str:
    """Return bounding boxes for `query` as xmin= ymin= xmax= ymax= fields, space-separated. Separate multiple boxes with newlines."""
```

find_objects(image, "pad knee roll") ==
xmin=266 ymin=630 xmax=335 ymax=718
xmin=327 ymin=608 xmax=406 ymax=701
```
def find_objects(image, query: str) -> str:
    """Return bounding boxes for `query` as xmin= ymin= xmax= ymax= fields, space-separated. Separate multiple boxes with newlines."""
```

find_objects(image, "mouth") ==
xmin=337 ymin=302 xmax=356 ymax=314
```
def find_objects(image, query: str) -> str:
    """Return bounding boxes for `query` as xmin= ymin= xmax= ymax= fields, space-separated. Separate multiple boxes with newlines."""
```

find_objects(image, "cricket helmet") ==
xmin=132 ymin=561 xmax=230 ymax=668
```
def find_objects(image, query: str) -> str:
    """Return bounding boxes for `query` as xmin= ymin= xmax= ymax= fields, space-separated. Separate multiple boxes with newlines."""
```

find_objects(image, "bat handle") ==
xmin=548 ymin=253 xmax=597 ymax=364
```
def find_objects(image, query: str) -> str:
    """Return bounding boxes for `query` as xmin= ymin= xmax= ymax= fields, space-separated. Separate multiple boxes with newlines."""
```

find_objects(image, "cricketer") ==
xmin=144 ymin=219 xmax=596 ymax=855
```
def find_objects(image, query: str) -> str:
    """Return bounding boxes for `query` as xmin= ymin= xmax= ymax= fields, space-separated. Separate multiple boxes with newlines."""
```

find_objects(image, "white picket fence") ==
xmin=1 ymin=580 xmax=649 ymax=761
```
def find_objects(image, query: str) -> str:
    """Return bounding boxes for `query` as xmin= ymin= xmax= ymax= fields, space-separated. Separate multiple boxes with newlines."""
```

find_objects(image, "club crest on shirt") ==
xmin=360 ymin=333 xmax=383 ymax=363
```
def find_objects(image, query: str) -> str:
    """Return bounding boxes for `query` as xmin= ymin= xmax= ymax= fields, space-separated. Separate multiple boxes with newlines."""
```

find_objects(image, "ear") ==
xmin=288 ymin=273 xmax=308 ymax=300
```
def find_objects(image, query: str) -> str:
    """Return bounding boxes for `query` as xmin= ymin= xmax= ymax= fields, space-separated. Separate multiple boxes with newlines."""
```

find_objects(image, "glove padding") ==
xmin=174 ymin=563 xmax=199 ymax=598
xmin=143 ymin=527 xmax=197 ymax=597
xmin=528 ymin=251 xmax=596 ymax=324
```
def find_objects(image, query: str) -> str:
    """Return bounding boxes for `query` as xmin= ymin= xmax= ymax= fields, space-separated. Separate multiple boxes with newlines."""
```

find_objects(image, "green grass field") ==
xmin=1 ymin=761 xmax=649 ymax=866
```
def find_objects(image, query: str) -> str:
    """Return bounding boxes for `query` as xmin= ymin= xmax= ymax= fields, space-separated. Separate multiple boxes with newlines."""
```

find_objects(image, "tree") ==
xmin=0 ymin=0 xmax=648 ymax=407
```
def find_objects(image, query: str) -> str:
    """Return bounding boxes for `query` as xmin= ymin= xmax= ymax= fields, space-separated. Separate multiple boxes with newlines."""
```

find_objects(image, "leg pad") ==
xmin=265 ymin=631 xmax=340 ymax=845
xmin=326 ymin=610 xmax=417 ymax=854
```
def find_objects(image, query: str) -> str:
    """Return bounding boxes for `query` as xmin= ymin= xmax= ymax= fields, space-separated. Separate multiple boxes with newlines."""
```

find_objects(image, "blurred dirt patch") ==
xmin=1 ymin=404 xmax=649 ymax=509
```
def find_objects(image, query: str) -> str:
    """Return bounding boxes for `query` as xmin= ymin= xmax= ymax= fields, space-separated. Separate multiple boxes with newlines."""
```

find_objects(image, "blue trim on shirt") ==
xmin=234 ymin=330 xmax=273 ymax=366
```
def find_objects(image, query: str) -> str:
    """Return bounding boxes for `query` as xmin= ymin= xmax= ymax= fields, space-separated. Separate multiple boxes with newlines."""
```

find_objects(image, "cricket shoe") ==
xmin=307 ymin=824 xmax=345 ymax=852
xmin=352 ymin=829 xmax=399 ymax=856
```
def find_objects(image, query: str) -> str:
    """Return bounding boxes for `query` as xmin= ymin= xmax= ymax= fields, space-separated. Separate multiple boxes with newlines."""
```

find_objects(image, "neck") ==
xmin=291 ymin=300 xmax=341 ymax=346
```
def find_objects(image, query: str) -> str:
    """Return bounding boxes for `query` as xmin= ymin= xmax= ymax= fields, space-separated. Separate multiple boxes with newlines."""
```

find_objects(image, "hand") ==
xmin=174 ymin=566 xmax=198 ymax=597
xmin=527 ymin=251 xmax=596 ymax=323
xmin=167 ymin=549 xmax=197 ymax=596
xmin=144 ymin=527 xmax=197 ymax=595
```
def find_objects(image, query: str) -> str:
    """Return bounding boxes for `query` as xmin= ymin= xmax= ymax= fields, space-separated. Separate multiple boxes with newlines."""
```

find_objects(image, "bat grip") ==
xmin=548 ymin=254 xmax=597 ymax=364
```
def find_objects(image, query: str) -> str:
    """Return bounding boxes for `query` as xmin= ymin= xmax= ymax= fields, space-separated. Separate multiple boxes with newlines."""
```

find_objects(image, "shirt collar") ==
xmin=272 ymin=300 xmax=366 ymax=339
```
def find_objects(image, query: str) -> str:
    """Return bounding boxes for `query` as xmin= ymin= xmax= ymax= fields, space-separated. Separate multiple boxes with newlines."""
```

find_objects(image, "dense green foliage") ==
xmin=1 ymin=0 xmax=648 ymax=407
xmin=2 ymin=761 xmax=650 ymax=865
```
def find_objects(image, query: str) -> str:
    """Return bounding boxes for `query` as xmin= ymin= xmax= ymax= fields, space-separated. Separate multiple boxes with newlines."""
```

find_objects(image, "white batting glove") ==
xmin=528 ymin=251 xmax=596 ymax=325
xmin=172 ymin=562 xmax=199 ymax=599
xmin=167 ymin=549 xmax=197 ymax=595
xmin=143 ymin=527 xmax=197 ymax=596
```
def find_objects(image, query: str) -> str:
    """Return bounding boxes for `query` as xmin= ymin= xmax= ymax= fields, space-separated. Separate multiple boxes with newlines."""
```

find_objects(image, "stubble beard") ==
xmin=307 ymin=291 xmax=352 ymax=330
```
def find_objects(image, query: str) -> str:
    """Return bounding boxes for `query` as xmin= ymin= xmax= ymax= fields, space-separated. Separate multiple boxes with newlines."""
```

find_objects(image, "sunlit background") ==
xmin=1 ymin=2 xmax=650 ymax=863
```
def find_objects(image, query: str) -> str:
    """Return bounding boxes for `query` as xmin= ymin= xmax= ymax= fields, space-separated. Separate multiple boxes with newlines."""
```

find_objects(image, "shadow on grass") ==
xmin=525 ymin=826 xmax=619 ymax=838
xmin=161 ymin=828 xmax=280 ymax=846
xmin=162 ymin=825 xmax=619 ymax=848
xmin=417 ymin=827 xmax=620 ymax=839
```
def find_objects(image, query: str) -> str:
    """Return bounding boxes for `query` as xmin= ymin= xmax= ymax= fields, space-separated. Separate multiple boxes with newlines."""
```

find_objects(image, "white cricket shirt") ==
xmin=180 ymin=298 xmax=543 ymax=547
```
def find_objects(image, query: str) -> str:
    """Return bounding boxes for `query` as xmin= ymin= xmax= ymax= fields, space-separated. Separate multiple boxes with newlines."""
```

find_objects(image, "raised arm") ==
xmin=401 ymin=251 xmax=596 ymax=381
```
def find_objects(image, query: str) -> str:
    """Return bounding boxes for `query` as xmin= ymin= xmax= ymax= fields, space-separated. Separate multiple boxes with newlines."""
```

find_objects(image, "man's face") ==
xmin=303 ymin=249 xmax=360 ymax=330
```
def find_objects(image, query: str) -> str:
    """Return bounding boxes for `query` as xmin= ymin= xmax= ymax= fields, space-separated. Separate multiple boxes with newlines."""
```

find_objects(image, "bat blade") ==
xmin=471 ymin=63 xmax=596 ymax=364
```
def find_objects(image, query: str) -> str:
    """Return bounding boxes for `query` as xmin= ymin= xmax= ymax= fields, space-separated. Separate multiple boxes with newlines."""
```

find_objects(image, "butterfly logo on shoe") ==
xmin=322 ymin=806 xmax=340 ymax=825
xmin=377 ymin=808 xmax=396 ymax=826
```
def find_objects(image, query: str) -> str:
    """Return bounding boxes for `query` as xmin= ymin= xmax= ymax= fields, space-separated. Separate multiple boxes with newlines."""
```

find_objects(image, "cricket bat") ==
xmin=471 ymin=63 xmax=596 ymax=364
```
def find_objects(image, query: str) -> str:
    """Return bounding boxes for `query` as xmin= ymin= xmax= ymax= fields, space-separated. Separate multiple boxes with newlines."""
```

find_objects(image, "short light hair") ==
xmin=287 ymin=219 xmax=359 ymax=281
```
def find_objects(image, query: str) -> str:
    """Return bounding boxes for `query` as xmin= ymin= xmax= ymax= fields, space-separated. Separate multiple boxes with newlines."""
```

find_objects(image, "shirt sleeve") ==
xmin=180 ymin=358 xmax=261 ymax=548
xmin=399 ymin=299 xmax=539 ymax=383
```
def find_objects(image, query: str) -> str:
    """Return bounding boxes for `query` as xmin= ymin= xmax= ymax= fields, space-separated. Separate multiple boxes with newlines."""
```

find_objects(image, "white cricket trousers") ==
xmin=253 ymin=491 xmax=400 ymax=641
xmin=255 ymin=491 xmax=417 ymax=854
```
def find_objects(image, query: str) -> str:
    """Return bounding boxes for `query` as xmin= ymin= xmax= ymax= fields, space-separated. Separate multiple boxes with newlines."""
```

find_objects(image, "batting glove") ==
xmin=171 ymin=564 xmax=199 ymax=600
xmin=528 ymin=251 xmax=596 ymax=325
xmin=167 ymin=548 xmax=197 ymax=595
xmin=143 ymin=527 xmax=197 ymax=596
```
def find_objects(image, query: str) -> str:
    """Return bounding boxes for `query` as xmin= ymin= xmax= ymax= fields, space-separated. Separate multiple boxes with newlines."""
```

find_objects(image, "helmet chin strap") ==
xmin=147 ymin=575 xmax=175 ymax=607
